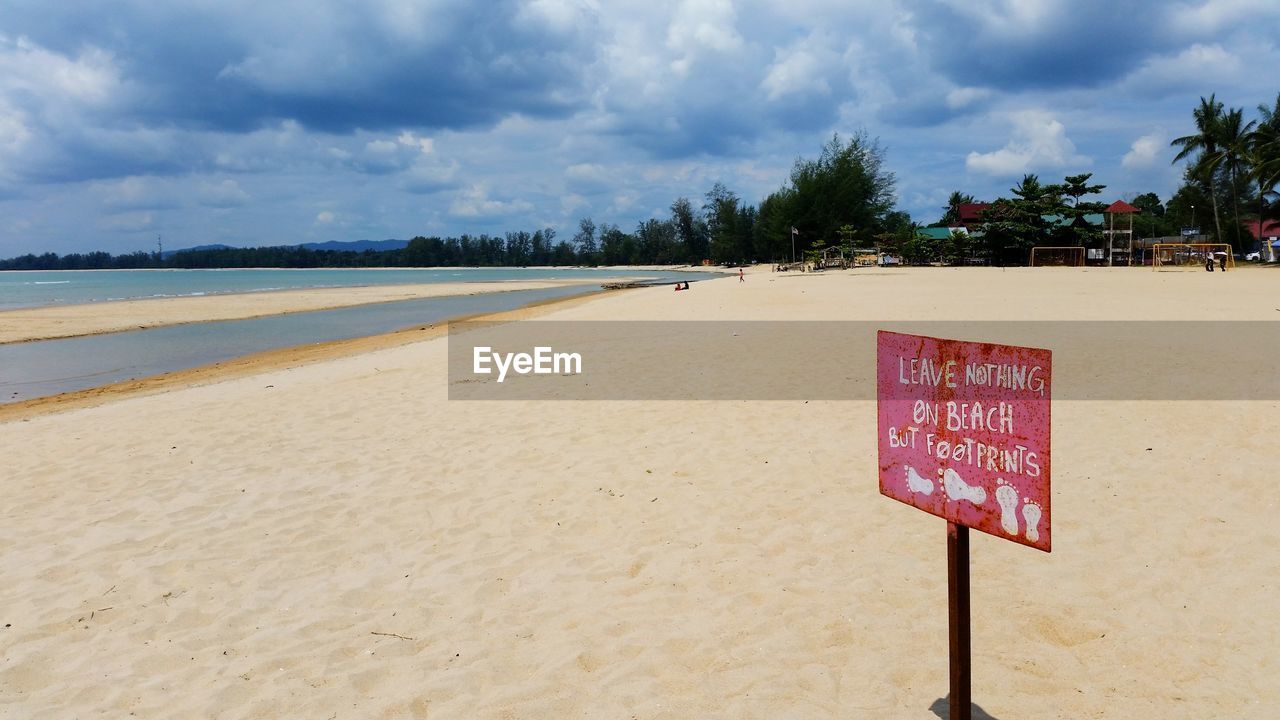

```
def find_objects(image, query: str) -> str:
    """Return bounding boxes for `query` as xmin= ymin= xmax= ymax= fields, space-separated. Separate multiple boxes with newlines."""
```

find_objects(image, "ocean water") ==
xmin=0 ymin=267 xmax=683 ymax=310
xmin=0 ymin=270 xmax=722 ymax=403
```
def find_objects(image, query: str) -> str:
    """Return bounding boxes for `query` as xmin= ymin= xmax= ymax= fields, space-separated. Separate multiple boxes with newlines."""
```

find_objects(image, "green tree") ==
xmin=1218 ymin=107 xmax=1257 ymax=250
xmin=1171 ymin=94 xmax=1226 ymax=242
xmin=762 ymin=132 xmax=897 ymax=256
xmin=1249 ymin=93 xmax=1280 ymax=233
xmin=941 ymin=191 xmax=975 ymax=225
xmin=572 ymin=217 xmax=599 ymax=265
xmin=671 ymin=197 xmax=709 ymax=262
xmin=704 ymin=182 xmax=753 ymax=263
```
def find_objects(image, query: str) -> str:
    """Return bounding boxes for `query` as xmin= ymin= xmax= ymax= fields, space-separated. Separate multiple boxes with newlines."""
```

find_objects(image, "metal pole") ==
xmin=948 ymin=521 xmax=972 ymax=720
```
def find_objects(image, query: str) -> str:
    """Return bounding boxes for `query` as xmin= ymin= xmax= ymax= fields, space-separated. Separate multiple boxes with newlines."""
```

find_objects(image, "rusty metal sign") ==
xmin=877 ymin=331 xmax=1052 ymax=552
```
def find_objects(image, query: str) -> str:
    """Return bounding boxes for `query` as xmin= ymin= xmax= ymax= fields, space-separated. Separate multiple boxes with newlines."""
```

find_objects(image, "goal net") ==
xmin=1029 ymin=246 xmax=1085 ymax=267
xmin=1151 ymin=243 xmax=1235 ymax=270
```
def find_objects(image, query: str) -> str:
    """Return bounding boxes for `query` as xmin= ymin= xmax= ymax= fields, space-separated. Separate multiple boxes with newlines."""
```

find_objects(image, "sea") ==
xmin=0 ymin=267 xmax=684 ymax=311
xmin=0 ymin=267 xmax=720 ymax=403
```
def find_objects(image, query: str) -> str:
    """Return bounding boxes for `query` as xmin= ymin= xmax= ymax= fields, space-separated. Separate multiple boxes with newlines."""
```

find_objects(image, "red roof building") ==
xmin=1104 ymin=200 xmax=1140 ymax=214
xmin=956 ymin=203 xmax=990 ymax=228
xmin=1247 ymin=219 xmax=1280 ymax=240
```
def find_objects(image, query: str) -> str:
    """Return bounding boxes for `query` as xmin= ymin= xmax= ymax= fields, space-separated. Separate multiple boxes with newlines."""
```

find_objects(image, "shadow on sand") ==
xmin=929 ymin=696 xmax=1002 ymax=720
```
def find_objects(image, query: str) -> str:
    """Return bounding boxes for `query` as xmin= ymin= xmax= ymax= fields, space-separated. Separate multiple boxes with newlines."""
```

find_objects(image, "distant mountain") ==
xmin=161 ymin=239 xmax=408 ymax=257
xmin=161 ymin=243 xmax=234 ymax=258
xmin=299 ymin=239 xmax=408 ymax=252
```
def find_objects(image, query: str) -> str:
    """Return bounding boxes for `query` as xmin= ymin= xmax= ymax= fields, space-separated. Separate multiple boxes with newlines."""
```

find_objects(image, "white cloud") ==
xmin=93 ymin=176 xmax=181 ymax=212
xmin=1121 ymin=44 xmax=1243 ymax=95
xmin=966 ymin=109 xmax=1090 ymax=176
xmin=198 ymin=179 xmax=250 ymax=208
xmin=315 ymin=210 xmax=335 ymax=224
xmin=946 ymin=86 xmax=992 ymax=109
xmin=0 ymin=34 xmax=124 ymax=108
xmin=518 ymin=0 xmax=598 ymax=33
xmin=397 ymin=131 xmax=434 ymax=155
xmin=1167 ymin=0 xmax=1280 ymax=36
xmin=666 ymin=0 xmax=742 ymax=75
xmin=449 ymin=184 xmax=534 ymax=218
xmin=564 ymin=162 xmax=612 ymax=193
xmin=760 ymin=44 xmax=830 ymax=102
xmin=399 ymin=159 xmax=459 ymax=194
xmin=1122 ymin=130 xmax=1166 ymax=170
xmin=99 ymin=211 xmax=154 ymax=232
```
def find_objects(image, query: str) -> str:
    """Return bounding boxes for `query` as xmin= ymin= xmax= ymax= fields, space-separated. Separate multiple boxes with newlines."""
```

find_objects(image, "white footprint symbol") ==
xmin=1022 ymin=500 xmax=1042 ymax=543
xmin=995 ymin=480 xmax=1019 ymax=536
xmin=941 ymin=468 xmax=986 ymax=505
xmin=903 ymin=465 xmax=934 ymax=496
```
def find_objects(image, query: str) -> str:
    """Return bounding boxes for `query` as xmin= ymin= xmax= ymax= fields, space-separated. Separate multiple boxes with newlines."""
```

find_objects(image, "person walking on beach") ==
xmin=739 ymin=268 xmax=744 ymax=283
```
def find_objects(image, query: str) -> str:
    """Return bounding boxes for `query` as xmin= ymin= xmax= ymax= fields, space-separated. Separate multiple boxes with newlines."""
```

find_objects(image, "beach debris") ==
xmin=370 ymin=631 xmax=415 ymax=641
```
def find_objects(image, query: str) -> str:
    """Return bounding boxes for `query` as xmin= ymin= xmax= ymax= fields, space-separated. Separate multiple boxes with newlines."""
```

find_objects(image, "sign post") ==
xmin=876 ymin=331 xmax=1052 ymax=719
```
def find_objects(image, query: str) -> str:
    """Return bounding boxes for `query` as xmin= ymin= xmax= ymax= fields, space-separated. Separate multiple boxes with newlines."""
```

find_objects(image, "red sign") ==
xmin=877 ymin=331 xmax=1052 ymax=552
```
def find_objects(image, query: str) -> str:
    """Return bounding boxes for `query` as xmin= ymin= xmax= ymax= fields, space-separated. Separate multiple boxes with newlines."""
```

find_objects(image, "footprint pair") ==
xmin=996 ymin=479 xmax=1042 ymax=542
xmin=904 ymin=465 xmax=985 ymax=504
xmin=904 ymin=465 xmax=1042 ymax=542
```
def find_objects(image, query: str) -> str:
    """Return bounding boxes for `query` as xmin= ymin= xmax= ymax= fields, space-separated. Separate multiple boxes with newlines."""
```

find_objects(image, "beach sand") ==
xmin=2 ymin=266 xmax=1277 ymax=719
xmin=0 ymin=279 xmax=630 ymax=344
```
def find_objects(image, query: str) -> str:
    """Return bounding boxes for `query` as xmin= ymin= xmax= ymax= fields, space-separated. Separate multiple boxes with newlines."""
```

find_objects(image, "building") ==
xmin=1247 ymin=220 xmax=1280 ymax=261
xmin=956 ymin=203 xmax=990 ymax=229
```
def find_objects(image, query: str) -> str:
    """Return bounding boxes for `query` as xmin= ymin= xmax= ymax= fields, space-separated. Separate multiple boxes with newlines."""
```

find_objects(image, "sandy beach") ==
xmin=0 ymin=279 xmax=634 ymax=344
xmin=2 ymin=266 xmax=1277 ymax=719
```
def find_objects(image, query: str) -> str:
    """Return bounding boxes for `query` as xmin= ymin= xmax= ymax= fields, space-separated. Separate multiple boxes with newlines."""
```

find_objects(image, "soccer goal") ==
xmin=1029 ymin=246 xmax=1085 ymax=267
xmin=1151 ymin=243 xmax=1235 ymax=270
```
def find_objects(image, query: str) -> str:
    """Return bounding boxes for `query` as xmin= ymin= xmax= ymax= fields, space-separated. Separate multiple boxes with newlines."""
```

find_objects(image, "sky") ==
xmin=1 ymin=0 xmax=1278 ymax=256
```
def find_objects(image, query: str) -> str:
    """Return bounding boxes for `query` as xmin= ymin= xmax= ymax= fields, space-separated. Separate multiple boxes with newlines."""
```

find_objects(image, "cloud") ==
xmin=8 ymin=1 xmax=600 ymax=135
xmin=760 ymin=44 xmax=830 ymax=102
xmin=564 ymin=163 xmax=614 ymax=194
xmin=93 ymin=176 xmax=181 ymax=212
xmin=1167 ymin=0 xmax=1280 ymax=36
xmin=99 ymin=211 xmax=155 ymax=233
xmin=198 ymin=179 xmax=250 ymax=208
xmin=911 ymin=0 xmax=1165 ymax=91
xmin=449 ymin=184 xmax=534 ymax=218
xmin=966 ymin=110 xmax=1090 ymax=176
xmin=1120 ymin=44 xmax=1244 ymax=96
xmin=1121 ymin=131 xmax=1166 ymax=170
xmin=667 ymin=0 xmax=743 ymax=76
xmin=399 ymin=160 xmax=460 ymax=195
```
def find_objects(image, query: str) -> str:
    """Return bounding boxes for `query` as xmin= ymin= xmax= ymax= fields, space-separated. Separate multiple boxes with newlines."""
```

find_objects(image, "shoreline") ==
xmin=0 ymin=285 xmax=620 ymax=422
xmin=0 ymin=279 xmax=640 ymax=345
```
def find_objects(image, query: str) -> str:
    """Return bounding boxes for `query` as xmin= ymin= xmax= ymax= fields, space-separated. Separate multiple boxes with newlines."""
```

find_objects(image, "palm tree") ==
xmin=1251 ymin=94 xmax=1280 ymax=227
xmin=1171 ymin=95 xmax=1226 ymax=242
xmin=1218 ymin=107 xmax=1256 ymax=249
xmin=1011 ymin=174 xmax=1043 ymax=201
xmin=942 ymin=191 xmax=975 ymax=225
